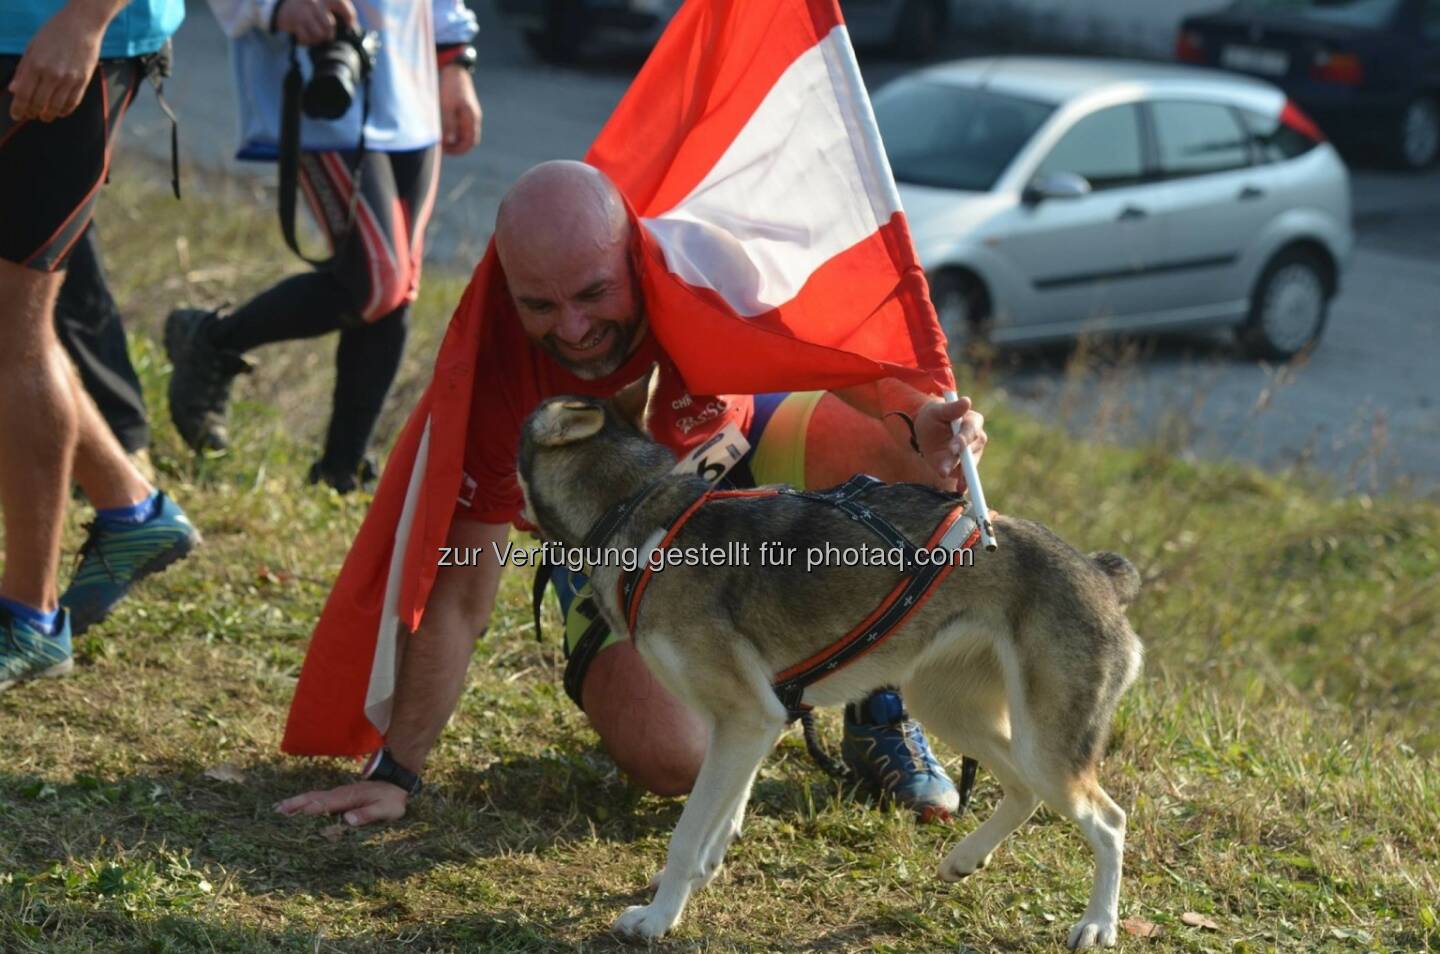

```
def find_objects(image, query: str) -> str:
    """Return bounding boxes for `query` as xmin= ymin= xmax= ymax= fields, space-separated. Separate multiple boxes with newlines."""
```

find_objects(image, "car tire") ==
xmin=1393 ymin=95 xmax=1440 ymax=170
xmin=891 ymin=0 xmax=943 ymax=60
xmin=931 ymin=271 xmax=990 ymax=358
xmin=525 ymin=0 xmax=590 ymax=64
xmin=1239 ymin=248 xmax=1330 ymax=361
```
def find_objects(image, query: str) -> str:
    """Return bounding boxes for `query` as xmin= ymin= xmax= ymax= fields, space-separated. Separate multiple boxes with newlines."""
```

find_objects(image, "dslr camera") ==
xmin=302 ymin=25 xmax=380 ymax=120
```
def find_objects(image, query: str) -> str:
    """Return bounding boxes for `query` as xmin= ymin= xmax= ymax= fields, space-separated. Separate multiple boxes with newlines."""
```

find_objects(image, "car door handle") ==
xmin=1116 ymin=206 xmax=1147 ymax=221
xmin=1238 ymin=185 xmax=1265 ymax=201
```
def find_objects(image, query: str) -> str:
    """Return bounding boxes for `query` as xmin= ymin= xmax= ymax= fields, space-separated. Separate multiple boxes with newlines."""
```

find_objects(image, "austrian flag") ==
xmin=281 ymin=0 xmax=955 ymax=756
xmin=596 ymin=0 xmax=954 ymax=396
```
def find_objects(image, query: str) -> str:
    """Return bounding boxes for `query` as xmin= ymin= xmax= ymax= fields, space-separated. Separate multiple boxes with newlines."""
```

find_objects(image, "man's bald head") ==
xmin=495 ymin=161 xmax=630 ymax=273
xmin=495 ymin=161 xmax=644 ymax=380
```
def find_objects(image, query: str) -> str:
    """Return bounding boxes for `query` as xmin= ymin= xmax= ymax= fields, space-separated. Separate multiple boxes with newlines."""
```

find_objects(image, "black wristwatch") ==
xmin=361 ymin=747 xmax=423 ymax=796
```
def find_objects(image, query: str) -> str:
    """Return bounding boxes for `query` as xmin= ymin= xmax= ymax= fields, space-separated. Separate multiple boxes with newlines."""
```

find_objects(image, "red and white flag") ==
xmin=281 ymin=0 xmax=954 ymax=756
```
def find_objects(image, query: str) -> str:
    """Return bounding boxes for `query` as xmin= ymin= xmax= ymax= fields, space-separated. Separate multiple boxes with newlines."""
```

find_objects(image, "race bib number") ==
xmin=671 ymin=420 xmax=751 ymax=483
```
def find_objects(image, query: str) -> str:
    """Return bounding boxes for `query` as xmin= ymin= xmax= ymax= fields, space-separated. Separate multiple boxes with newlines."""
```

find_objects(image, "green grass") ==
xmin=2 ymin=160 xmax=1437 ymax=952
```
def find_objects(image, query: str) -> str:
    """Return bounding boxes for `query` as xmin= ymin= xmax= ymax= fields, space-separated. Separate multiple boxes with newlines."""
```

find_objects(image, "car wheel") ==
xmin=892 ymin=0 xmax=942 ymax=60
xmin=931 ymin=271 xmax=989 ymax=358
xmin=1240 ymin=249 xmax=1330 ymax=361
xmin=1395 ymin=95 xmax=1440 ymax=170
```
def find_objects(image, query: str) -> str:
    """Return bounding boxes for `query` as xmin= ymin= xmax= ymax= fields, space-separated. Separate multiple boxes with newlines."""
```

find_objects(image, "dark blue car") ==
xmin=499 ymin=0 xmax=957 ymax=65
xmin=1177 ymin=0 xmax=1440 ymax=169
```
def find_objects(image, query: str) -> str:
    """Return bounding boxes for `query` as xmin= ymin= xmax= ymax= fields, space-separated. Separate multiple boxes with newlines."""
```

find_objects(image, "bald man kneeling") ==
xmin=276 ymin=161 xmax=988 ymax=827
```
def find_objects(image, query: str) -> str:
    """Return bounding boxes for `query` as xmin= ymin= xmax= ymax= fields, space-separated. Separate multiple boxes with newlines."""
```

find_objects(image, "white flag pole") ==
xmin=943 ymin=389 xmax=998 ymax=551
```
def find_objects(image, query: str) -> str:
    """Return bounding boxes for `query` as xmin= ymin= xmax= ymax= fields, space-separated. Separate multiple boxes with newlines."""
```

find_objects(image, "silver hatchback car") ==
xmin=875 ymin=57 xmax=1354 ymax=359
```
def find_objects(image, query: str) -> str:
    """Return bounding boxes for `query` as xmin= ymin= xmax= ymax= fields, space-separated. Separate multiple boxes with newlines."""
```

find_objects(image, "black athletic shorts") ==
xmin=0 ymin=56 xmax=143 ymax=272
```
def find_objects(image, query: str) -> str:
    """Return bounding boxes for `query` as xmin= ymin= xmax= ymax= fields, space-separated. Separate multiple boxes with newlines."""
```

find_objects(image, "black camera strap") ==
xmin=278 ymin=39 xmax=371 ymax=268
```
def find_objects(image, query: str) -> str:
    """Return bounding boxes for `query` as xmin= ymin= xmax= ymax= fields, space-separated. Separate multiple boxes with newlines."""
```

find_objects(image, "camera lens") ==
xmin=303 ymin=39 xmax=362 ymax=120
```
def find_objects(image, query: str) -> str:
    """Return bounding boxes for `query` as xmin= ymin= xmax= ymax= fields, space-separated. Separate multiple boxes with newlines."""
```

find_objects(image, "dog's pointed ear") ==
xmin=611 ymin=362 xmax=658 ymax=433
xmin=534 ymin=399 xmax=606 ymax=447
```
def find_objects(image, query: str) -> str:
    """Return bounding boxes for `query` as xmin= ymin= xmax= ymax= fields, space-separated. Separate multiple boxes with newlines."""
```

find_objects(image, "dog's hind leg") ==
xmin=1000 ymin=630 xmax=1134 ymax=949
xmin=904 ymin=648 xmax=1040 ymax=881
xmin=612 ymin=715 xmax=784 ymax=942
xmin=1024 ymin=771 xmax=1126 ymax=950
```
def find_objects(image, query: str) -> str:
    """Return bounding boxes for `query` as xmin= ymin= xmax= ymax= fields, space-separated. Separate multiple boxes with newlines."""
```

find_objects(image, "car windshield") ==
xmin=874 ymin=81 xmax=1054 ymax=192
xmin=1230 ymin=0 xmax=1403 ymax=28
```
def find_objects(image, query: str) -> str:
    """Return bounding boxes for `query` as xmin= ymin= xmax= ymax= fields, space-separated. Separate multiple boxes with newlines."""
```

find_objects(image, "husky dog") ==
xmin=517 ymin=394 xmax=1144 ymax=950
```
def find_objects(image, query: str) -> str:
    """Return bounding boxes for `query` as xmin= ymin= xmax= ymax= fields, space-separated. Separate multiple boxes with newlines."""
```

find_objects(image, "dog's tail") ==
xmin=1090 ymin=551 xmax=1141 ymax=606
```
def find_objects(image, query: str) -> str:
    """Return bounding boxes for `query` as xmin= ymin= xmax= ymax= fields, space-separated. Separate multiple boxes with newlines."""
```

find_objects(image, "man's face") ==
xmin=506 ymin=235 xmax=644 ymax=380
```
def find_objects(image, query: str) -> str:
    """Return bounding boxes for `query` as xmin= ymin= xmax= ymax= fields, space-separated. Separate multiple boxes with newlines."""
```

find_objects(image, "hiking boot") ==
xmin=307 ymin=455 xmax=378 ymax=495
xmin=61 ymin=492 xmax=201 ymax=635
xmin=164 ymin=308 xmax=252 ymax=452
xmin=0 ymin=606 xmax=73 ymax=693
xmin=841 ymin=689 xmax=960 ymax=822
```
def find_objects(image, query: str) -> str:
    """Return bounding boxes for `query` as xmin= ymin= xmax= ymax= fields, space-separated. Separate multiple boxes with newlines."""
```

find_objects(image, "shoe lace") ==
xmin=897 ymin=719 xmax=945 ymax=775
xmin=74 ymin=520 xmax=118 ymax=582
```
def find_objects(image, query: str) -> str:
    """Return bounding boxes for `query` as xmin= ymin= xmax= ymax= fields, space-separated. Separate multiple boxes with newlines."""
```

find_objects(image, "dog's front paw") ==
xmin=1065 ymin=915 xmax=1118 ymax=949
xmin=937 ymin=843 xmax=992 ymax=882
xmin=613 ymin=903 xmax=678 ymax=942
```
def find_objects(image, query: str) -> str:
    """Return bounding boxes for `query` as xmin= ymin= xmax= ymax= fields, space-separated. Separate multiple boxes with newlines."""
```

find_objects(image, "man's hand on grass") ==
xmin=275 ymin=781 xmax=407 ymax=827
xmin=914 ymin=396 xmax=987 ymax=490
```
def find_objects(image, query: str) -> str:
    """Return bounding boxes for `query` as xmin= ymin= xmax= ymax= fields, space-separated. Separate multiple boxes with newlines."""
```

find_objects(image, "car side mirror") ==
xmin=1022 ymin=171 xmax=1092 ymax=205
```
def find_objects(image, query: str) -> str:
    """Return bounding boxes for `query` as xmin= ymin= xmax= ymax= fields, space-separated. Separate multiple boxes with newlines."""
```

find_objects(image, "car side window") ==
xmin=1034 ymin=105 xmax=1145 ymax=191
xmin=1152 ymin=101 xmax=1251 ymax=178
xmin=1238 ymin=107 xmax=1318 ymax=162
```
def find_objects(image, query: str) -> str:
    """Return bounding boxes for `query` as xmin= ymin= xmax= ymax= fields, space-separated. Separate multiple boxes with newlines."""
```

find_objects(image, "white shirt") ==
xmin=206 ymin=0 xmax=478 ymax=158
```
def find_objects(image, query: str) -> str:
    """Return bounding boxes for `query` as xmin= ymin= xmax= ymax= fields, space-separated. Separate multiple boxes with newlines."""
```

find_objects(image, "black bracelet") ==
xmin=884 ymin=410 xmax=923 ymax=454
xmin=361 ymin=747 xmax=423 ymax=796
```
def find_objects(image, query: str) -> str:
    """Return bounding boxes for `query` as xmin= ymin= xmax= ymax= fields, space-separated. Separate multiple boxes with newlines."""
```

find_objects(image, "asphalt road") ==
xmin=119 ymin=2 xmax=1439 ymax=494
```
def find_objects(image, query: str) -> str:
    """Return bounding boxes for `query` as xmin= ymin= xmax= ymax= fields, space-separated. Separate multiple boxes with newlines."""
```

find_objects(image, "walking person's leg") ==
xmin=167 ymin=147 xmax=439 ymax=491
xmin=1 ymin=58 xmax=197 ymax=687
xmin=314 ymin=146 xmax=440 ymax=489
xmin=55 ymin=225 xmax=151 ymax=454
xmin=0 ymin=261 xmax=78 ymax=617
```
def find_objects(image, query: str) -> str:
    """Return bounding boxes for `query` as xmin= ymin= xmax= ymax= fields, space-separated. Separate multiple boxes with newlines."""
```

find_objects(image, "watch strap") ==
xmin=362 ymin=748 xmax=423 ymax=796
xmin=437 ymin=43 xmax=478 ymax=73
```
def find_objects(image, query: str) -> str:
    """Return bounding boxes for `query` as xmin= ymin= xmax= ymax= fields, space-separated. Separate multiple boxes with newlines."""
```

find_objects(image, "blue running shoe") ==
xmin=0 ymin=606 xmax=74 ymax=693
xmin=61 ymin=492 xmax=200 ymax=635
xmin=842 ymin=689 xmax=960 ymax=822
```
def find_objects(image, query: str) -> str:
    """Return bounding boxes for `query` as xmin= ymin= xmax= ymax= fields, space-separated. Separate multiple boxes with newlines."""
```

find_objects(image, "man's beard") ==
xmin=545 ymin=311 xmax=643 ymax=380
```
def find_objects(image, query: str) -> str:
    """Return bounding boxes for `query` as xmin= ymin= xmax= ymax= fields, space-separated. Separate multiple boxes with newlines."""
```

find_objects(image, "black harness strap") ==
xmin=606 ymin=473 xmax=978 ymax=723
xmin=784 ymin=475 xmax=918 ymax=562
xmin=549 ymin=472 xmax=985 ymax=811
xmin=529 ymin=476 xmax=684 ymax=709
xmin=529 ymin=554 xmax=612 ymax=711
xmin=563 ymin=601 xmax=610 ymax=711
xmin=770 ymin=503 xmax=973 ymax=720
xmin=581 ymin=475 xmax=670 ymax=552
